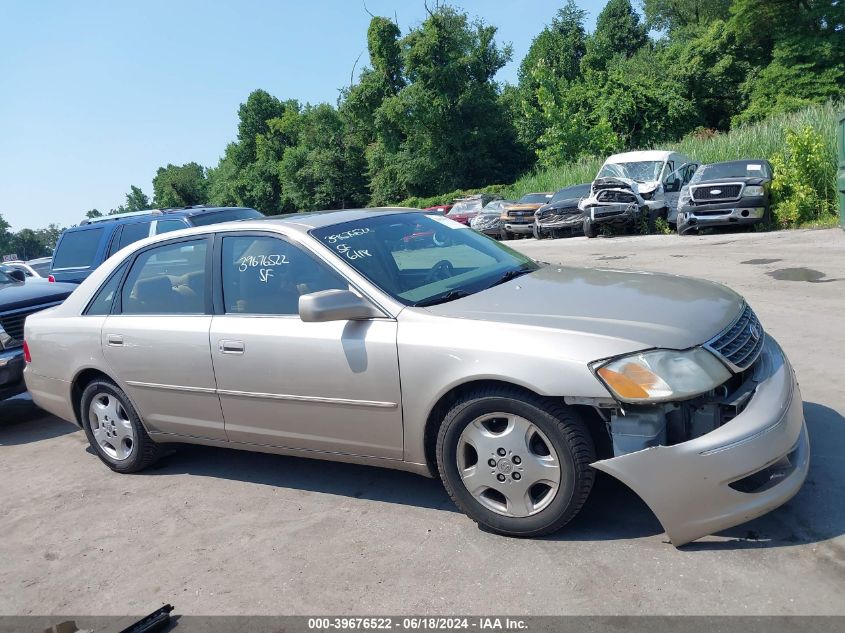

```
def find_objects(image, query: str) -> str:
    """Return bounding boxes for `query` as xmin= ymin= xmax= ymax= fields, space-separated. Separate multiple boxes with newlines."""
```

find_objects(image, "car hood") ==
xmin=538 ymin=198 xmax=582 ymax=213
xmin=424 ymin=266 xmax=743 ymax=350
xmin=0 ymin=281 xmax=76 ymax=312
xmin=692 ymin=176 xmax=769 ymax=186
xmin=506 ymin=203 xmax=544 ymax=213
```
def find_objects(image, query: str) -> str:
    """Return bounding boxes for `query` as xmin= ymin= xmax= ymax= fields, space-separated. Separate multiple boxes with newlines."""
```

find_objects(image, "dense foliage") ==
xmin=5 ymin=0 xmax=839 ymax=253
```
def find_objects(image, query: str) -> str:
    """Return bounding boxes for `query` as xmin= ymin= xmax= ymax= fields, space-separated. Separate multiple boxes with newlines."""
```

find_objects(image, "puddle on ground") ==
xmin=597 ymin=255 xmax=627 ymax=261
xmin=742 ymin=258 xmax=782 ymax=265
xmin=767 ymin=268 xmax=838 ymax=283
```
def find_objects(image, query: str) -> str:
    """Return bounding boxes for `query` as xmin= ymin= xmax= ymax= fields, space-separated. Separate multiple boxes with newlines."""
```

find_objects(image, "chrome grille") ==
xmin=597 ymin=190 xmax=637 ymax=203
xmin=705 ymin=304 xmax=764 ymax=372
xmin=691 ymin=183 xmax=742 ymax=201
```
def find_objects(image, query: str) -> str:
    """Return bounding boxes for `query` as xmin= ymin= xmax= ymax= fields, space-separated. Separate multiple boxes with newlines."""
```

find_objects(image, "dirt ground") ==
xmin=1 ymin=227 xmax=843 ymax=615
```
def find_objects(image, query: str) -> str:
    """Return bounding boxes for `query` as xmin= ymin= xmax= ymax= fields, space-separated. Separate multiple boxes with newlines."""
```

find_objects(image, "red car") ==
xmin=402 ymin=204 xmax=454 ymax=248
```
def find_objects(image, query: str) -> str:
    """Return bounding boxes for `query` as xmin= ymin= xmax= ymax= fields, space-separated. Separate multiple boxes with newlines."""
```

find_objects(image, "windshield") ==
xmin=482 ymin=200 xmax=512 ymax=213
xmin=188 ymin=208 xmax=263 ymax=227
xmin=598 ymin=161 xmax=664 ymax=183
xmin=691 ymin=161 xmax=772 ymax=183
xmin=310 ymin=213 xmax=538 ymax=306
xmin=0 ymin=268 xmax=13 ymax=284
xmin=448 ymin=200 xmax=482 ymax=216
xmin=518 ymin=193 xmax=553 ymax=204
xmin=551 ymin=184 xmax=591 ymax=203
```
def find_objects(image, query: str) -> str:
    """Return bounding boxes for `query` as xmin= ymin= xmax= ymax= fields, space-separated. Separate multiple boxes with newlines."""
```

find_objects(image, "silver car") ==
xmin=23 ymin=209 xmax=809 ymax=546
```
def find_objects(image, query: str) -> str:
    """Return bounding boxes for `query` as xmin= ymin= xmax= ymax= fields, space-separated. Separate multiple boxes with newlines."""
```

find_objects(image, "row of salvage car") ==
xmin=430 ymin=151 xmax=774 ymax=240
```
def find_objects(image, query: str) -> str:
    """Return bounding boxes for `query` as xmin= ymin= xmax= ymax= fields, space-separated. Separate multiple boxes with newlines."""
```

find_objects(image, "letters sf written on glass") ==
xmin=238 ymin=253 xmax=289 ymax=283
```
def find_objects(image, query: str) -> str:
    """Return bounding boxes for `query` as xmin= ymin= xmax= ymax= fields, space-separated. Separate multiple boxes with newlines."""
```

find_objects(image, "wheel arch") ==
xmin=420 ymin=379 xmax=607 ymax=478
xmin=70 ymin=367 xmax=121 ymax=427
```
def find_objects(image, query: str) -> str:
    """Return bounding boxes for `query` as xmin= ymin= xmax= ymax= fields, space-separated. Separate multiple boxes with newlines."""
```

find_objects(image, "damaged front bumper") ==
xmin=592 ymin=336 xmax=809 ymax=546
xmin=587 ymin=202 xmax=640 ymax=226
xmin=678 ymin=198 xmax=768 ymax=233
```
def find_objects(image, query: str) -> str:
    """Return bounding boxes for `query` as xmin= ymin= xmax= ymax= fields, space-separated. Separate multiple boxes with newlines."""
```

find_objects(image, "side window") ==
xmin=118 ymin=221 xmax=152 ymax=249
xmin=52 ymin=228 xmax=105 ymax=270
xmin=85 ymin=263 xmax=128 ymax=315
xmin=119 ymin=239 xmax=208 ymax=315
xmin=107 ymin=226 xmax=124 ymax=258
xmin=155 ymin=219 xmax=188 ymax=235
xmin=221 ymin=235 xmax=348 ymax=315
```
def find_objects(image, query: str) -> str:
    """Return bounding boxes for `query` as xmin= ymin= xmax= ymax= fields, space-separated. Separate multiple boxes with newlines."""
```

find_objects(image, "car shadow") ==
xmin=140 ymin=442 xmax=459 ymax=513
xmin=98 ymin=401 xmax=845 ymax=547
xmin=0 ymin=395 xmax=78 ymax=445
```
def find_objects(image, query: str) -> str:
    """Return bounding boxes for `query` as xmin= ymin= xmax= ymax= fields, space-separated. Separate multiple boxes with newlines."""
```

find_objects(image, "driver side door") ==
xmin=208 ymin=232 xmax=404 ymax=459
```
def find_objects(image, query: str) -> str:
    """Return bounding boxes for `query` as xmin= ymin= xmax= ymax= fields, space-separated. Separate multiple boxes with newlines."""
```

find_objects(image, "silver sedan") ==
xmin=23 ymin=209 xmax=809 ymax=546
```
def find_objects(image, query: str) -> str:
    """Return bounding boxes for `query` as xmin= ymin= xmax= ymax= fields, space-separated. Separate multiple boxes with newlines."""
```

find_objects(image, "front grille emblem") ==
xmin=710 ymin=189 xmax=722 ymax=195
xmin=749 ymin=323 xmax=761 ymax=342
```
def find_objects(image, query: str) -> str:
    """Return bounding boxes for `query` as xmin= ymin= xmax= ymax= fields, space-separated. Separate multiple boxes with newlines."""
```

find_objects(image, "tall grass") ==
xmin=507 ymin=101 xmax=842 ymax=199
xmin=396 ymin=101 xmax=843 ymax=213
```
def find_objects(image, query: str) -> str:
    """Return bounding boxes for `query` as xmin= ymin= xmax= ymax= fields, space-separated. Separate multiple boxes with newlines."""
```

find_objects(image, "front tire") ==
xmin=499 ymin=229 xmax=512 ymax=241
xmin=583 ymin=218 xmax=597 ymax=238
xmin=532 ymin=225 xmax=544 ymax=240
xmin=436 ymin=387 xmax=595 ymax=537
xmin=80 ymin=379 xmax=161 ymax=473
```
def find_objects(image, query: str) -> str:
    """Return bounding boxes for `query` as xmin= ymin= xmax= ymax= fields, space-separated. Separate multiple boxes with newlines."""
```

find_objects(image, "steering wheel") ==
xmin=424 ymin=259 xmax=454 ymax=284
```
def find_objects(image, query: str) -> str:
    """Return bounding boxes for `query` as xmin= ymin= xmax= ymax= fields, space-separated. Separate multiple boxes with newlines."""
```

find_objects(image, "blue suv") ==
xmin=50 ymin=206 xmax=263 ymax=283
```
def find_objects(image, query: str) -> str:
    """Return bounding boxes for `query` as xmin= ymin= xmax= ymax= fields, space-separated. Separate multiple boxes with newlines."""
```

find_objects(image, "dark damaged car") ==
xmin=676 ymin=160 xmax=774 ymax=235
xmin=0 ymin=266 xmax=75 ymax=400
xmin=533 ymin=183 xmax=592 ymax=239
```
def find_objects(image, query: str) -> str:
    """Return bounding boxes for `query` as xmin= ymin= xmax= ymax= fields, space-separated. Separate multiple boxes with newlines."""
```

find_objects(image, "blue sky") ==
xmin=0 ymin=0 xmax=606 ymax=230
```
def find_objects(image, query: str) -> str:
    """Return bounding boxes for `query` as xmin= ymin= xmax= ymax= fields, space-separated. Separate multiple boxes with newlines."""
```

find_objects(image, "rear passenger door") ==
xmin=101 ymin=235 xmax=226 ymax=440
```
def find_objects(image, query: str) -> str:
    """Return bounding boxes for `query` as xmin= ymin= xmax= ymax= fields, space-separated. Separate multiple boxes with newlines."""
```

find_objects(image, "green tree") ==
xmin=85 ymin=209 xmax=102 ymax=219
xmin=279 ymin=104 xmax=369 ymax=211
xmin=515 ymin=1 xmax=588 ymax=153
xmin=642 ymin=0 xmax=731 ymax=33
xmin=153 ymin=162 xmax=209 ymax=208
xmin=582 ymin=0 xmax=648 ymax=72
xmin=125 ymin=185 xmax=151 ymax=212
xmin=366 ymin=5 xmax=526 ymax=203
xmin=593 ymin=46 xmax=700 ymax=148
xmin=208 ymin=91 xmax=300 ymax=214
xmin=729 ymin=0 xmax=845 ymax=124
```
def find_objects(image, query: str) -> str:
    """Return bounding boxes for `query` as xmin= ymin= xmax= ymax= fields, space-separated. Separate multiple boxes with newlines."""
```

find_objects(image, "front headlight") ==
xmin=593 ymin=348 xmax=731 ymax=403
xmin=742 ymin=185 xmax=765 ymax=197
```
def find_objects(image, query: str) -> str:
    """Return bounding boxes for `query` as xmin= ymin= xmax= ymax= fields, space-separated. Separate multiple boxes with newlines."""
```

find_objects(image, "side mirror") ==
xmin=6 ymin=269 xmax=26 ymax=283
xmin=299 ymin=289 xmax=382 ymax=322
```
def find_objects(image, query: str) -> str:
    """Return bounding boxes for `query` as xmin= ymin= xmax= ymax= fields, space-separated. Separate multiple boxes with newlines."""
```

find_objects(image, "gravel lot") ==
xmin=1 ymin=228 xmax=843 ymax=616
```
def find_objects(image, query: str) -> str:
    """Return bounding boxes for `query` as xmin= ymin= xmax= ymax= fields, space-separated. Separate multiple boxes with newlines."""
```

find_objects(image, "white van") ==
xmin=579 ymin=150 xmax=699 ymax=234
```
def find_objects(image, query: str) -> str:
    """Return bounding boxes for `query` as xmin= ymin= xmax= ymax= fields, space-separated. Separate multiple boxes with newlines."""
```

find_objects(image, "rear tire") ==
xmin=583 ymin=218 xmax=597 ymax=238
xmin=80 ymin=379 xmax=161 ymax=473
xmin=436 ymin=387 xmax=595 ymax=537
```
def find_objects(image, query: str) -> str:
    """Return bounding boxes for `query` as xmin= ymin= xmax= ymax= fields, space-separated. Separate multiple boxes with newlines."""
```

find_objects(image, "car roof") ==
xmin=605 ymin=150 xmax=679 ymax=162
xmin=701 ymin=159 xmax=770 ymax=168
xmin=249 ymin=207 xmax=420 ymax=231
xmin=76 ymin=206 xmax=257 ymax=228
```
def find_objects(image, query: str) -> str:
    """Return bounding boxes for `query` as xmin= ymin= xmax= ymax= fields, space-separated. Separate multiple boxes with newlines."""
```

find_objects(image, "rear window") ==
xmin=29 ymin=260 xmax=52 ymax=276
xmin=552 ymin=184 xmax=591 ymax=202
xmin=187 ymin=208 xmax=263 ymax=227
xmin=518 ymin=193 xmax=553 ymax=204
xmin=52 ymin=228 xmax=104 ymax=270
xmin=118 ymin=221 xmax=152 ymax=249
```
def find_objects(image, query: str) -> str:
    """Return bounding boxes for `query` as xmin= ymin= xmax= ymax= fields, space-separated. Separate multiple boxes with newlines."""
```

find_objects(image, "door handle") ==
xmin=107 ymin=334 xmax=124 ymax=346
xmin=219 ymin=340 xmax=245 ymax=355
